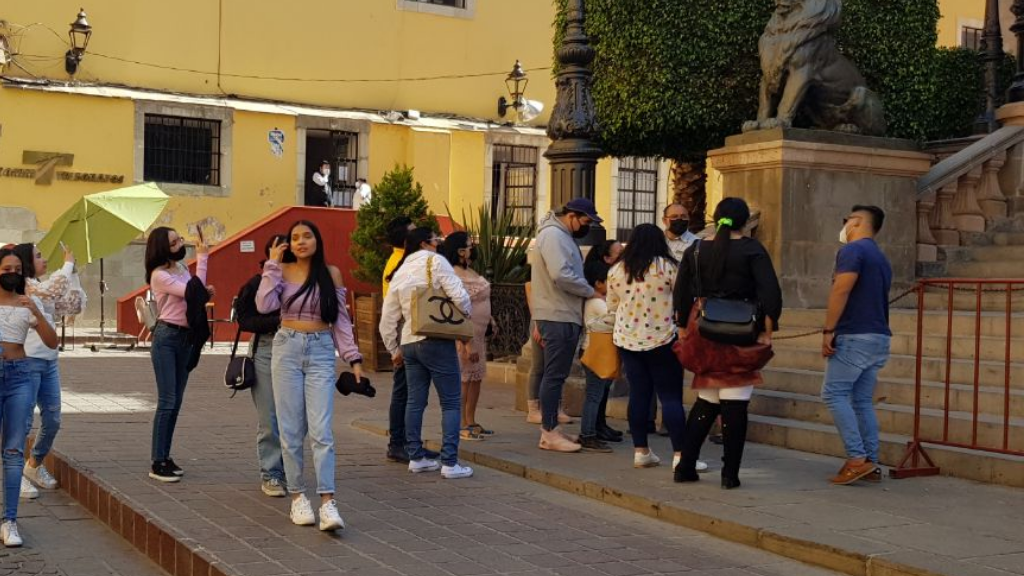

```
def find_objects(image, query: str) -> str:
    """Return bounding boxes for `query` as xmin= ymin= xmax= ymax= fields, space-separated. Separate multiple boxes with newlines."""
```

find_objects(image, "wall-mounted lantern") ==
xmin=65 ymin=8 xmax=92 ymax=77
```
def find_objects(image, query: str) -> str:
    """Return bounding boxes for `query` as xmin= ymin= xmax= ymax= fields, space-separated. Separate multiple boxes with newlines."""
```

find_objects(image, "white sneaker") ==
xmin=634 ymin=450 xmax=661 ymax=468
xmin=408 ymin=458 xmax=441 ymax=473
xmin=24 ymin=464 xmax=57 ymax=490
xmin=19 ymin=477 xmax=39 ymax=500
xmin=289 ymin=495 xmax=315 ymax=526
xmin=441 ymin=463 xmax=474 ymax=479
xmin=1 ymin=521 xmax=21 ymax=547
xmin=318 ymin=500 xmax=345 ymax=531
xmin=671 ymin=455 xmax=710 ymax=473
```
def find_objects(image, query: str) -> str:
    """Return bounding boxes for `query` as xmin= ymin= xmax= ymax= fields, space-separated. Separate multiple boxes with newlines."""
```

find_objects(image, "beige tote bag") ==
xmin=410 ymin=256 xmax=474 ymax=341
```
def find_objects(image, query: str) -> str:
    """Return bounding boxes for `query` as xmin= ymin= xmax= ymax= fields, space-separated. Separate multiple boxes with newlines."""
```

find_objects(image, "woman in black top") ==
xmin=672 ymin=197 xmax=782 ymax=489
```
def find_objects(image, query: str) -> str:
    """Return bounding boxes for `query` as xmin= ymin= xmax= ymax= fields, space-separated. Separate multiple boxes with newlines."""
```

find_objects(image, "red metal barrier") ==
xmin=893 ymin=278 xmax=1024 ymax=479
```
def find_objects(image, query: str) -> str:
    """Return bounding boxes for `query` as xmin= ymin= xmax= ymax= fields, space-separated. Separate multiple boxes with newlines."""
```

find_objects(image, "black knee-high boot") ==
xmin=674 ymin=398 xmax=720 ymax=482
xmin=720 ymin=399 xmax=750 ymax=490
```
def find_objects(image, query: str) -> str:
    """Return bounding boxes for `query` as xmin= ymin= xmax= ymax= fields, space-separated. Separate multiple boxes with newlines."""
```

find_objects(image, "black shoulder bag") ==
xmin=694 ymin=240 xmax=760 ymax=346
xmin=224 ymin=326 xmax=257 ymax=396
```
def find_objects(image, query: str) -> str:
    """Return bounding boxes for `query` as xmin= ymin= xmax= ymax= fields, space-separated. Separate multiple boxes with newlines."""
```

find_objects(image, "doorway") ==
xmin=304 ymin=130 xmax=358 ymax=207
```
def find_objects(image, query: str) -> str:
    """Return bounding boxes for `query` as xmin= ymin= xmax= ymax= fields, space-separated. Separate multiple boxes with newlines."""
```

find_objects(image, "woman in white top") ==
xmin=606 ymin=224 xmax=686 ymax=472
xmin=380 ymin=227 xmax=474 ymax=479
xmin=0 ymin=246 xmax=58 ymax=547
xmin=13 ymin=243 xmax=75 ymax=497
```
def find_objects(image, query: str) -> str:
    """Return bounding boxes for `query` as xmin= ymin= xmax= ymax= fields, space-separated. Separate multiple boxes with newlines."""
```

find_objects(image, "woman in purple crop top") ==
xmin=144 ymin=227 xmax=213 ymax=483
xmin=256 ymin=220 xmax=361 ymax=532
xmin=0 ymin=247 xmax=58 ymax=547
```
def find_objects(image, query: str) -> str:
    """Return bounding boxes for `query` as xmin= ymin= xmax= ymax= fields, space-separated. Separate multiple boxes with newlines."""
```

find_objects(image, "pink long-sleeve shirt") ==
xmin=255 ymin=260 xmax=362 ymax=364
xmin=150 ymin=254 xmax=208 ymax=327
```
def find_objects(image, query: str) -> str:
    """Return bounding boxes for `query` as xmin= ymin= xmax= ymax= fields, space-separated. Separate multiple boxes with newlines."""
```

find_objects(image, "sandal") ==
xmin=460 ymin=427 xmax=485 ymax=441
xmin=469 ymin=423 xmax=495 ymax=436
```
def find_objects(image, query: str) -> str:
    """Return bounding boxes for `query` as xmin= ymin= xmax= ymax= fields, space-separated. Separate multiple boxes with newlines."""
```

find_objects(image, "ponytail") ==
xmin=706 ymin=197 xmax=750 ymax=284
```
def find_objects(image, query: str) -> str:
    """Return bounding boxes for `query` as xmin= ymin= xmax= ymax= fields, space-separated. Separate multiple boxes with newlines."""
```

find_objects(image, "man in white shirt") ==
xmin=310 ymin=161 xmax=332 ymax=207
xmin=663 ymin=203 xmax=698 ymax=263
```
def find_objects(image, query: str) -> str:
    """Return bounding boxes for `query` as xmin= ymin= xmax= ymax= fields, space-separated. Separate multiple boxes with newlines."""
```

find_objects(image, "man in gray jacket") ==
xmin=532 ymin=198 xmax=602 ymax=452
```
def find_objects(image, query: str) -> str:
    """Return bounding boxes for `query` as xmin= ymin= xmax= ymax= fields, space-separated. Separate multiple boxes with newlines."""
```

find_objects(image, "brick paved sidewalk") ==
xmin=50 ymin=355 xmax=847 ymax=576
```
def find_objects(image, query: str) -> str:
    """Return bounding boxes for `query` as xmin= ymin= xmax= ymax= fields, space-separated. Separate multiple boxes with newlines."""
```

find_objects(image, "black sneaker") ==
xmin=386 ymin=447 xmax=410 ymax=463
xmin=423 ymin=448 xmax=441 ymax=460
xmin=579 ymin=436 xmax=613 ymax=453
xmin=149 ymin=461 xmax=181 ymax=483
xmin=597 ymin=428 xmax=623 ymax=442
xmin=165 ymin=458 xmax=185 ymax=477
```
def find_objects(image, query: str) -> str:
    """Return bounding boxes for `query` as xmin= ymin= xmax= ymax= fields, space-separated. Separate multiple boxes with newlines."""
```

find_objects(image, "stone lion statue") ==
xmin=742 ymin=0 xmax=886 ymax=136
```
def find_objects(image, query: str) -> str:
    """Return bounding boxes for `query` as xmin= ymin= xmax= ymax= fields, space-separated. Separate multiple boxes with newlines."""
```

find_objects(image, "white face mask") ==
xmin=838 ymin=224 xmax=849 ymax=245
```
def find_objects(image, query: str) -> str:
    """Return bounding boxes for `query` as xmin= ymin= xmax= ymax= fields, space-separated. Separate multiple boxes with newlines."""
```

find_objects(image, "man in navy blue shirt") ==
xmin=821 ymin=205 xmax=892 ymax=486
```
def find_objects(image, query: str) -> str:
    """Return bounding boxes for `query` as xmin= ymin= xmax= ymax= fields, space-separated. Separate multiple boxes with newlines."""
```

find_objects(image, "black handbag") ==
xmin=224 ymin=326 xmax=257 ymax=396
xmin=693 ymin=240 xmax=760 ymax=346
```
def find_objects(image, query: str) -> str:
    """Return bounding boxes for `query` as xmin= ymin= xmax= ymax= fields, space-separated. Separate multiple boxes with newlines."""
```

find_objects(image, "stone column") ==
xmin=917 ymin=197 xmax=938 ymax=262
xmin=952 ymin=165 xmax=986 ymax=234
xmin=930 ymin=181 xmax=961 ymax=246
xmin=978 ymin=151 xmax=1008 ymax=220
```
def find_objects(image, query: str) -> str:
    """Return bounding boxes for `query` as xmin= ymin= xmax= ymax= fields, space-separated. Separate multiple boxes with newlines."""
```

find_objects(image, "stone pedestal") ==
xmin=706 ymin=128 xmax=932 ymax=308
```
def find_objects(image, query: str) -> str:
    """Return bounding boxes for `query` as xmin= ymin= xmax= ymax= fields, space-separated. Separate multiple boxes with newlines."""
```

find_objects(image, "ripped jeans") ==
xmin=25 ymin=358 xmax=61 ymax=463
xmin=0 ymin=359 xmax=34 ymax=521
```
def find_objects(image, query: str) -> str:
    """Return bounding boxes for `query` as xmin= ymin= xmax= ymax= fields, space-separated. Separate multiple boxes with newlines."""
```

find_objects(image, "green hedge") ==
xmin=554 ymin=0 xmax=988 ymax=158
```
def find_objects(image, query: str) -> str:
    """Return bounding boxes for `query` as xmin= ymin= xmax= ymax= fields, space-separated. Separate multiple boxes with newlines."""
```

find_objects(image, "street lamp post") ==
xmin=976 ymin=0 xmax=1004 ymax=132
xmin=544 ymin=0 xmax=604 ymax=244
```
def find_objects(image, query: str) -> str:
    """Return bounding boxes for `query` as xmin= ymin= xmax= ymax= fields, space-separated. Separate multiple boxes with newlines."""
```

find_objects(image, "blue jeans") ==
xmin=822 ymin=333 xmax=891 ymax=462
xmin=271 ymin=328 xmax=336 ymax=495
xmin=536 ymin=321 xmax=582 ymax=431
xmin=581 ymin=365 xmax=613 ymax=437
xmin=402 ymin=339 xmax=461 ymax=466
xmin=620 ymin=343 xmax=686 ymax=451
xmin=388 ymin=320 xmax=409 ymax=451
xmin=251 ymin=333 xmax=284 ymax=482
xmin=150 ymin=323 xmax=192 ymax=462
xmin=1 ymin=360 xmax=34 ymax=521
xmin=24 ymin=357 xmax=61 ymax=462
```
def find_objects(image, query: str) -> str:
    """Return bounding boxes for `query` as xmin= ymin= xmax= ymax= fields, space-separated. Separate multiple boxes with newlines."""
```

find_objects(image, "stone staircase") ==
xmin=715 ymin=306 xmax=1024 ymax=488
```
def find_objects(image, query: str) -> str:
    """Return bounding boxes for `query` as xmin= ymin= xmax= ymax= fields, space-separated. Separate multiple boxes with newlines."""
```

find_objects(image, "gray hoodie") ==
xmin=530 ymin=212 xmax=594 ymax=325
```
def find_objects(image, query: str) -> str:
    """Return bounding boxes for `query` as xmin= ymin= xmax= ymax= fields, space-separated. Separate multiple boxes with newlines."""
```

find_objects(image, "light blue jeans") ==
xmin=271 ymin=328 xmax=336 ymax=495
xmin=1 ymin=359 xmax=34 ymax=521
xmin=25 ymin=357 xmax=61 ymax=463
xmin=251 ymin=333 xmax=284 ymax=482
xmin=402 ymin=339 xmax=461 ymax=466
xmin=822 ymin=333 xmax=891 ymax=462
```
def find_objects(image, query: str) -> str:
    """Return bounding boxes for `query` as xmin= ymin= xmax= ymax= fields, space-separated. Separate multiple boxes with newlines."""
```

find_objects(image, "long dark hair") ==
xmin=707 ymin=197 xmax=751 ymax=283
xmin=284 ymin=220 xmax=339 ymax=324
xmin=145 ymin=227 xmax=176 ymax=284
xmin=386 ymin=227 xmax=435 ymax=283
xmin=620 ymin=223 xmax=674 ymax=284
xmin=584 ymin=239 xmax=620 ymax=267
xmin=12 ymin=243 xmax=36 ymax=279
xmin=440 ymin=231 xmax=470 ymax=269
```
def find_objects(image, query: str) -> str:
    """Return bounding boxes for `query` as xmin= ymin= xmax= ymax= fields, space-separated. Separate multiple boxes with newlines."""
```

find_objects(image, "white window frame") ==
xmin=396 ymin=0 xmax=477 ymax=20
xmin=133 ymin=101 xmax=233 ymax=197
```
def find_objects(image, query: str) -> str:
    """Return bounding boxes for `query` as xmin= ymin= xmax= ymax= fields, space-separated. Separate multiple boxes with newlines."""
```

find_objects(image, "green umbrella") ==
xmin=38 ymin=183 xmax=169 ymax=344
xmin=38 ymin=183 xmax=169 ymax=265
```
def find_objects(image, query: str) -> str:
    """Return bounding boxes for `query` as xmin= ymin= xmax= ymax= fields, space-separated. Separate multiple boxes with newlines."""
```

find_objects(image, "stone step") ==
xmin=774 ymin=329 xmax=1024 ymax=363
xmin=782 ymin=308 xmax=1024 ymax=337
xmin=961 ymin=231 xmax=1024 ymax=247
xmin=743 ymin=388 xmax=1024 ymax=450
xmin=945 ymin=259 xmax=1024 ymax=278
xmin=772 ymin=344 xmax=1024 ymax=388
xmin=945 ymin=245 xmax=1024 ymax=263
xmin=920 ymin=289 xmax=1024 ymax=313
xmin=605 ymin=396 xmax=1024 ymax=487
xmin=761 ymin=367 xmax=1024 ymax=416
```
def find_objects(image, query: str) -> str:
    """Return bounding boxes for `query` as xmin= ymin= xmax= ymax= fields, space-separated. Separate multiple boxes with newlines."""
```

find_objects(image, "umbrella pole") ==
xmin=100 ymin=258 xmax=106 ymax=345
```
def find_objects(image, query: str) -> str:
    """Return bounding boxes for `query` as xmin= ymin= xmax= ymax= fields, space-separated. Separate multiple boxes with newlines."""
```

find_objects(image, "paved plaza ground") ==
xmin=12 ymin=347 xmax=1024 ymax=576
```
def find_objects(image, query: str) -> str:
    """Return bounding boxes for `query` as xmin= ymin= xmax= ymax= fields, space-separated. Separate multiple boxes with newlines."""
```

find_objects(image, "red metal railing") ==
xmin=893 ymin=278 xmax=1024 ymax=478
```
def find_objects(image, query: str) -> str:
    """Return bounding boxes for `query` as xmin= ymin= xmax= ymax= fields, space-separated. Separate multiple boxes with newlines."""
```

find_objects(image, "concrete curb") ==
xmin=351 ymin=420 xmax=946 ymax=576
xmin=42 ymin=447 xmax=232 ymax=576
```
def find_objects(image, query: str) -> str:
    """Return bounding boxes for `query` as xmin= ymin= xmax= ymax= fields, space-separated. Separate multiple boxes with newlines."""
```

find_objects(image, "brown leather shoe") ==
xmin=830 ymin=461 xmax=877 ymax=485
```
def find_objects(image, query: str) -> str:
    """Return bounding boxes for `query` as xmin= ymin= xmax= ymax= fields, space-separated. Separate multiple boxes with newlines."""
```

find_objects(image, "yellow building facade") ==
xmin=937 ymin=0 xmax=987 ymax=50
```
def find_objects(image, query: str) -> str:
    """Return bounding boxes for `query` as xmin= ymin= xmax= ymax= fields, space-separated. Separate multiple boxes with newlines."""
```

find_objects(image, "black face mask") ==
xmin=0 ymin=272 xmax=25 ymax=294
xmin=572 ymin=223 xmax=591 ymax=239
xmin=170 ymin=247 xmax=187 ymax=261
xmin=669 ymin=219 xmax=690 ymax=236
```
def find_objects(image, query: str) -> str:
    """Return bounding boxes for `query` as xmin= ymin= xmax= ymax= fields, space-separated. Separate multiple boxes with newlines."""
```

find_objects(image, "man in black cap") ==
xmin=531 ymin=198 xmax=602 ymax=453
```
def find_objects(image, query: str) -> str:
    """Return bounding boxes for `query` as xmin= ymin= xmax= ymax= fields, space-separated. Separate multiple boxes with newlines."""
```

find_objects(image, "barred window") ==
xmin=410 ymin=0 xmax=466 ymax=8
xmin=491 ymin=144 xmax=538 ymax=232
xmin=961 ymin=26 xmax=983 ymax=51
xmin=144 ymin=114 xmax=222 ymax=186
xmin=616 ymin=157 xmax=659 ymax=242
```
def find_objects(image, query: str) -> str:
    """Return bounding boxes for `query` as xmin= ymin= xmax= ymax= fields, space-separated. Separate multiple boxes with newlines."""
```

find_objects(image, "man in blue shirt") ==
xmin=821 ymin=205 xmax=892 ymax=485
